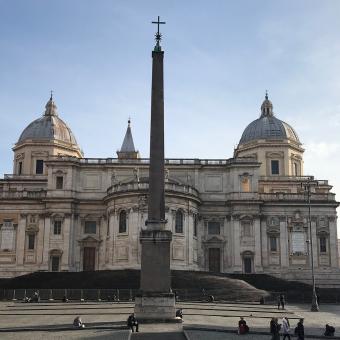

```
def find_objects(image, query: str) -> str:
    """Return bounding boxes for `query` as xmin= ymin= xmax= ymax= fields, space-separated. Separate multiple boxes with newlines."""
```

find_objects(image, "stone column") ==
xmin=254 ymin=217 xmax=263 ymax=271
xmin=232 ymin=216 xmax=242 ymax=271
xmin=260 ymin=217 xmax=269 ymax=267
xmin=280 ymin=217 xmax=289 ymax=268
xmin=62 ymin=215 xmax=71 ymax=270
xmin=98 ymin=216 xmax=106 ymax=270
xmin=187 ymin=212 xmax=193 ymax=266
xmin=107 ymin=213 xmax=115 ymax=267
xmin=41 ymin=215 xmax=51 ymax=270
xmin=68 ymin=213 xmax=76 ymax=271
xmin=36 ymin=217 xmax=45 ymax=266
xmin=329 ymin=216 xmax=338 ymax=268
xmin=16 ymin=214 xmax=26 ymax=266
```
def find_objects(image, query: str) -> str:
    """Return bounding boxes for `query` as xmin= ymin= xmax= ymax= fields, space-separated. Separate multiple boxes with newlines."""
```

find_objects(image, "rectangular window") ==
xmin=84 ymin=221 xmax=97 ymax=234
xmin=320 ymin=237 xmax=327 ymax=253
xmin=208 ymin=221 xmax=220 ymax=235
xmin=18 ymin=162 xmax=22 ymax=175
xmin=51 ymin=256 xmax=60 ymax=272
xmin=241 ymin=177 xmax=250 ymax=192
xmin=54 ymin=221 xmax=62 ymax=235
xmin=242 ymin=222 xmax=251 ymax=237
xmin=271 ymin=160 xmax=279 ymax=175
xmin=56 ymin=176 xmax=64 ymax=189
xmin=36 ymin=160 xmax=44 ymax=174
xmin=270 ymin=237 xmax=277 ymax=252
xmin=28 ymin=234 xmax=35 ymax=250
xmin=294 ymin=163 xmax=298 ymax=176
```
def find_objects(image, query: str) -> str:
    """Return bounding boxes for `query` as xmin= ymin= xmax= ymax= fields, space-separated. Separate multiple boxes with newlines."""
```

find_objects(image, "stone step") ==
xmin=131 ymin=331 xmax=186 ymax=340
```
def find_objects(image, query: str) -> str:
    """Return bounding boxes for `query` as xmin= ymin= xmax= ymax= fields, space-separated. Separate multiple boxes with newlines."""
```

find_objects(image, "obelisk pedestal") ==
xmin=134 ymin=18 xmax=177 ymax=322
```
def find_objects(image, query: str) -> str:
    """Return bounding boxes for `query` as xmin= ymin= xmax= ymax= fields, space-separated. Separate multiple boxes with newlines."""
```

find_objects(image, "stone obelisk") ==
xmin=134 ymin=17 xmax=176 ymax=321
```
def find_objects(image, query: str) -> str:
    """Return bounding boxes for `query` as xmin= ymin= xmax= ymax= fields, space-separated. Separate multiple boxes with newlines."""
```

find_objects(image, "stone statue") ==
xmin=111 ymin=171 xmax=117 ymax=185
xmin=133 ymin=168 xmax=139 ymax=182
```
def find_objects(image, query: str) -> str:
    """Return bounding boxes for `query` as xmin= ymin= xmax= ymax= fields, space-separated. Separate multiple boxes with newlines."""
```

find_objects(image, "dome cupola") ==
xmin=239 ymin=93 xmax=300 ymax=146
xmin=12 ymin=94 xmax=83 ymax=176
xmin=17 ymin=95 xmax=80 ymax=148
xmin=235 ymin=93 xmax=304 ymax=178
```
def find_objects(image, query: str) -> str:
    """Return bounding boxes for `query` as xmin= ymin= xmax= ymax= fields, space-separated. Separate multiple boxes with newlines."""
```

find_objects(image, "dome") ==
xmin=239 ymin=94 xmax=300 ymax=145
xmin=18 ymin=96 xmax=79 ymax=147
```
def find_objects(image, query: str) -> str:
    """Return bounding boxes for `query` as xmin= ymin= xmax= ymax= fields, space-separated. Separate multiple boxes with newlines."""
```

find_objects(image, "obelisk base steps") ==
xmin=134 ymin=292 xmax=179 ymax=322
xmin=135 ymin=228 xmax=178 ymax=322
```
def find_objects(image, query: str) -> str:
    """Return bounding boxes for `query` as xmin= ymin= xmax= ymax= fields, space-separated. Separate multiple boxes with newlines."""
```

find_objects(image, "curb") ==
xmin=183 ymin=325 xmax=340 ymax=339
xmin=0 ymin=325 xmax=129 ymax=333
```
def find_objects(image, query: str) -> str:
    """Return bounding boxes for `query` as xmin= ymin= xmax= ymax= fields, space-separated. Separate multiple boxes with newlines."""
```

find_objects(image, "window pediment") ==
xmin=78 ymin=235 xmax=101 ymax=243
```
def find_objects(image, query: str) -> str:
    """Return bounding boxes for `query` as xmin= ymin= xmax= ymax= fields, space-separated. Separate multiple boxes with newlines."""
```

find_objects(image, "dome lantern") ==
xmin=260 ymin=91 xmax=274 ymax=117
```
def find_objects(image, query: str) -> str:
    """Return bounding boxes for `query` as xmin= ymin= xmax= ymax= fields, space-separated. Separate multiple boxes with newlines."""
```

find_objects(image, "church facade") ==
xmin=0 ymin=94 xmax=339 ymax=287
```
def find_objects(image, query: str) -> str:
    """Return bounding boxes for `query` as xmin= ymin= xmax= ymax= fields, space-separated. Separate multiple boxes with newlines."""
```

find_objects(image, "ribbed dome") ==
xmin=239 ymin=94 xmax=300 ymax=145
xmin=18 ymin=97 xmax=79 ymax=147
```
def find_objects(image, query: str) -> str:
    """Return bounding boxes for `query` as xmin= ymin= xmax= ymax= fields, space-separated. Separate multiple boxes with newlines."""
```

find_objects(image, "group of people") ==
xmin=238 ymin=316 xmax=336 ymax=339
xmin=23 ymin=291 xmax=40 ymax=303
xmin=269 ymin=317 xmax=301 ymax=340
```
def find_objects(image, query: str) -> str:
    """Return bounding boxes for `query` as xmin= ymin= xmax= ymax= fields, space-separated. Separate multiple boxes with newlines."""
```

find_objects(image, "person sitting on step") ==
xmin=73 ymin=316 xmax=85 ymax=329
xmin=324 ymin=324 xmax=335 ymax=336
xmin=127 ymin=313 xmax=139 ymax=332
xmin=238 ymin=317 xmax=249 ymax=334
xmin=176 ymin=308 xmax=183 ymax=319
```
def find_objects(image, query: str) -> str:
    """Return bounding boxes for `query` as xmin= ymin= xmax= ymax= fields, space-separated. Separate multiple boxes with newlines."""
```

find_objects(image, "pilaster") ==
xmin=254 ymin=217 xmax=263 ymax=271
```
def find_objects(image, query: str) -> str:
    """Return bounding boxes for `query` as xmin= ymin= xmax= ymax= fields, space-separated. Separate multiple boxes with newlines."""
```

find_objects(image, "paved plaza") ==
xmin=0 ymin=301 xmax=338 ymax=339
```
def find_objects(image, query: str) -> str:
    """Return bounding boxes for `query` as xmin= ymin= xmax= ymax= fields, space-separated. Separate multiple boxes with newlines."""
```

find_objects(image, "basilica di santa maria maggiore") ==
xmin=0 ymin=91 xmax=339 ymax=287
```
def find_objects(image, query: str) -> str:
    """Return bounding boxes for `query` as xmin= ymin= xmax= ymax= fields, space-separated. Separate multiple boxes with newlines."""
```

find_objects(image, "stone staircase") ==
xmin=131 ymin=332 xmax=186 ymax=340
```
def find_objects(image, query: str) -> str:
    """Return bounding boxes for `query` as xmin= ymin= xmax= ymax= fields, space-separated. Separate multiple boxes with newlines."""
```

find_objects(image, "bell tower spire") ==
xmin=117 ymin=118 xmax=139 ymax=159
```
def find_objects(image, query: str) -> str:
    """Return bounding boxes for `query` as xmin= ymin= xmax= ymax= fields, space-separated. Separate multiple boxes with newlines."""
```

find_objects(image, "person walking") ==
xmin=270 ymin=317 xmax=281 ymax=340
xmin=282 ymin=317 xmax=291 ymax=340
xmin=295 ymin=318 xmax=304 ymax=340
xmin=279 ymin=294 xmax=285 ymax=309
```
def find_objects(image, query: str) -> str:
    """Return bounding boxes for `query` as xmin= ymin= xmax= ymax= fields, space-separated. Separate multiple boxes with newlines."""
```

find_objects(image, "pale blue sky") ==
xmin=1 ymin=1 xmax=340 ymax=220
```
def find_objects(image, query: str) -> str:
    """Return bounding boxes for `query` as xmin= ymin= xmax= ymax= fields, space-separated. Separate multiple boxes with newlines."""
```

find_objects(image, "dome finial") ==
xmin=44 ymin=92 xmax=58 ymax=116
xmin=265 ymin=90 xmax=268 ymax=100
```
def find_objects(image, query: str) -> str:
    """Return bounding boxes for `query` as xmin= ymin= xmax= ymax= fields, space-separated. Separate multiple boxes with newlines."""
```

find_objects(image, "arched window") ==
xmin=175 ymin=210 xmax=183 ymax=234
xmin=119 ymin=210 xmax=127 ymax=233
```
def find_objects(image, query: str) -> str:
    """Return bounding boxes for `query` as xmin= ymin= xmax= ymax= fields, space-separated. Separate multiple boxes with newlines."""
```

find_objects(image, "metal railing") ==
xmin=1 ymin=288 xmax=340 ymax=304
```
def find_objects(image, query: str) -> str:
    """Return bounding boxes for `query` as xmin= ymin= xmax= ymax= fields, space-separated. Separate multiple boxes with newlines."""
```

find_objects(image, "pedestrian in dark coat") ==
xmin=238 ymin=317 xmax=249 ymax=334
xmin=270 ymin=317 xmax=281 ymax=340
xmin=324 ymin=324 xmax=335 ymax=336
xmin=295 ymin=318 xmax=304 ymax=340
xmin=127 ymin=313 xmax=139 ymax=332
xmin=279 ymin=294 xmax=285 ymax=309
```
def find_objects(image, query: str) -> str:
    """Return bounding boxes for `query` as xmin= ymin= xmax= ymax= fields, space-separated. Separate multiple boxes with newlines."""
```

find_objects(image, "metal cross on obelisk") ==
xmin=134 ymin=16 xmax=177 ymax=322
xmin=152 ymin=16 xmax=166 ymax=51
